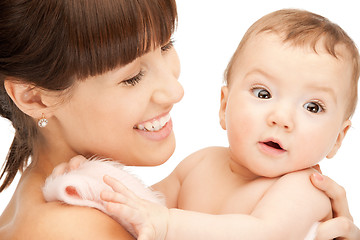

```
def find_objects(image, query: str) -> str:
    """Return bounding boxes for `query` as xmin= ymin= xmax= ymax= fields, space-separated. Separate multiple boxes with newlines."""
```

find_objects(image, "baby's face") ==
xmin=219 ymin=32 xmax=352 ymax=178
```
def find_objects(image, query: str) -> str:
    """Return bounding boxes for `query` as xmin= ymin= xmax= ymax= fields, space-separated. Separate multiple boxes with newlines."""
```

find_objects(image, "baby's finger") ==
xmin=107 ymin=201 xmax=144 ymax=226
xmin=137 ymin=234 xmax=149 ymax=240
xmin=101 ymin=190 xmax=128 ymax=204
xmin=68 ymin=155 xmax=87 ymax=171
xmin=103 ymin=175 xmax=128 ymax=194
xmin=103 ymin=175 xmax=139 ymax=200
xmin=137 ymin=226 xmax=155 ymax=240
xmin=51 ymin=162 xmax=68 ymax=176
xmin=106 ymin=202 xmax=134 ymax=219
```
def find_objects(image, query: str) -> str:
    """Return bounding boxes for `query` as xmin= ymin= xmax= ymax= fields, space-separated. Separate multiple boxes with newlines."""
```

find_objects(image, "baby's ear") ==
xmin=4 ymin=78 xmax=55 ymax=119
xmin=219 ymin=86 xmax=229 ymax=130
xmin=326 ymin=120 xmax=351 ymax=159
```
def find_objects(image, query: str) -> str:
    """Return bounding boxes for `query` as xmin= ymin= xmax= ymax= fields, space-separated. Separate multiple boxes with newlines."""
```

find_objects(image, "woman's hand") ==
xmin=311 ymin=172 xmax=360 ymax=239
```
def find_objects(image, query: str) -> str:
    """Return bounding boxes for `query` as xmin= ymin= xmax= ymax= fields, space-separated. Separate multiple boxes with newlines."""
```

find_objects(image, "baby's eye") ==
xmin=252 ymin=88 xmax=271 ymax=99
xmin=161 ymin=39 xmax=174 ymax=52
xmin=303 ymin=102 xmax=325 ymax=113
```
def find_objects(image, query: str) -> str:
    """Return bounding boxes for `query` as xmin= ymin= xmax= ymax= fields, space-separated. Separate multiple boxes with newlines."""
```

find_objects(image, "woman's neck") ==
xmin=31 ymin=139 xmax=79 ymax=178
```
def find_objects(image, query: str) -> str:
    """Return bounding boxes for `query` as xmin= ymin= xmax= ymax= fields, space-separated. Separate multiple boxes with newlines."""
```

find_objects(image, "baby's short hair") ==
xmin=224 ymin=9 xmax=360 ymax=118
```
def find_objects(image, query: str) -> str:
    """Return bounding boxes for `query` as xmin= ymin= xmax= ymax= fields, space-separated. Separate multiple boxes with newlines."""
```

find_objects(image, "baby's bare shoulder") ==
xmin=12 ymin=202 xmax=134 ymax=240
xmin=260 ymin=168 xmax=331 ymax=217
xmin=271 ymin=168 xmax=325 ymax=196
xmin=174 ymin=146 xmax=225 ymax=172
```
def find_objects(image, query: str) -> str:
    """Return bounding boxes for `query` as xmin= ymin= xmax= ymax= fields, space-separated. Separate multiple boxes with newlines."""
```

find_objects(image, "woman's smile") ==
xmin=134 ymin=113 xmax=171 ymax=132
xmin=134 ymin=112 xmax=173 ymax=141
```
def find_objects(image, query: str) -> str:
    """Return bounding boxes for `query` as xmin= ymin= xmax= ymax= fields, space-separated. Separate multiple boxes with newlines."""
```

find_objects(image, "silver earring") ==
xmin=38 ymin=113 xmax=48 ymax=128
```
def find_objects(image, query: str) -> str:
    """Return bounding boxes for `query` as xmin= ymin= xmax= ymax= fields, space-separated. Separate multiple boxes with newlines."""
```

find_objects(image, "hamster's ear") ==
xmin=326 ymin=120 xmax=351 ymax=159
xmin=4 ymin=79 xmax=54 ymax=119
xmin=219 ymin=86 xmax=229 ymax=130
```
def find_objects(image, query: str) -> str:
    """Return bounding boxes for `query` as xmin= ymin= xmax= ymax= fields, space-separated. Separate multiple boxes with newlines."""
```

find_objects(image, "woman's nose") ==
xmin=151 ymin=49 xmax=184 ymax=105
xmin=152 ymin=76 xmax=184 ymax=105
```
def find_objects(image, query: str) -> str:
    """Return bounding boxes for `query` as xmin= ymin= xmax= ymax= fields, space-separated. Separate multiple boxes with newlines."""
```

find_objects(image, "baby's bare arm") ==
xmin=152 ymin=148 xmax=208 ymax=208
xmin=164 ymin=169 xmax=330 ymax=240
xmin=102 ymin=166 xmax=330 ymax=240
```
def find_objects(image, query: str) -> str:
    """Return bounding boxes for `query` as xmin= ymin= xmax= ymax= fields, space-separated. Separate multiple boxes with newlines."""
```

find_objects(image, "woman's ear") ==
xmin=326 ymin=120 xmax=351 ymax=159
xmin=4 ymin=79 xmax=53 ymax=119
xmin=219 ymin=86 xmax=229 ymax=130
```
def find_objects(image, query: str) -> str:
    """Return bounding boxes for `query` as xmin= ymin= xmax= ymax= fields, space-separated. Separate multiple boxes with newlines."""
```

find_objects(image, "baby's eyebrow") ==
xmin=245 ymin=68 xmax=273 ymax=79
xmin=306 ymin=85 xmax=337 ymax=103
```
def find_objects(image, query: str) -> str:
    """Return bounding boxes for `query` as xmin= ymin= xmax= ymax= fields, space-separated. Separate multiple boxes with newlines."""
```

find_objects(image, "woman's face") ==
xmin=49 ymin=42 xmax=183 ymax=166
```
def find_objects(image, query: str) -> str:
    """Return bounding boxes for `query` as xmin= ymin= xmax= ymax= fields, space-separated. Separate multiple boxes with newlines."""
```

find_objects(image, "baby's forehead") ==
xmin=253 ymin=31 xmax=352 ymax=59
xmin=233 ymin=33 xmax=354 ymax=86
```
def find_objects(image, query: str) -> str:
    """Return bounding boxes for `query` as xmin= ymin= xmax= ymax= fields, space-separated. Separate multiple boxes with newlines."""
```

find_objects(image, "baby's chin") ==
xmin=251 ymin=166 xmax=295 ymax=179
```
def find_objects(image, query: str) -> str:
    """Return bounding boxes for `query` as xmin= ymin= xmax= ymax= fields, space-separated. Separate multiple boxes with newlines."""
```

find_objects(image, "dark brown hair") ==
xmin=224 ymin=9 xmax=359 ymax=118
xmin=0 ymin=0 xmax=177 ymax=192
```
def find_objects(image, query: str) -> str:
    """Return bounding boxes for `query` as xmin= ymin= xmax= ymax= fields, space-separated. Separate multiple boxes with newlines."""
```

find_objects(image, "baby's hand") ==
xmin=101 ymin=175 xmax=169 ymax=240
xmin=51 ymin=155 xmax=88 ymax=177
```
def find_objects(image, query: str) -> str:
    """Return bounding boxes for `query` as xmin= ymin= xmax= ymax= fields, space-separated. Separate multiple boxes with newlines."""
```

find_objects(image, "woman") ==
xmin=0 ymin=0 xmax=358 ymax=239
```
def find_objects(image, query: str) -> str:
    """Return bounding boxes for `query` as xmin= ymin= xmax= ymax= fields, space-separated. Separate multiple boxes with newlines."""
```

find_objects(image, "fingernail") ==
xmin=313 ymin=172 xmax=324 ymax=181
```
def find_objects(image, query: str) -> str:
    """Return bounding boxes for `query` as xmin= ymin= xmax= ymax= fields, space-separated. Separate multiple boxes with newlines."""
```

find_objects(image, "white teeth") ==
xmin=161 ymin=114 xmax=171 ymax=125
xmin=153 ymin=120 xmax=161 ymax=131
xmin=144 ymin=122 xmax=154 ymax=131
xmin=135 ymin=114 xmax=171 ymax=132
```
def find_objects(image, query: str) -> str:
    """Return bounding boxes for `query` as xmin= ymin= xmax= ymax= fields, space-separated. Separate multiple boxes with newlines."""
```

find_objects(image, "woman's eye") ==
xmin=303 ymin=102 xmax=324 ymax=113
xmin=252 ymin=88 xmax=271 ymax=99
xmin=161 ymin=39 xmax=174 ymax=52
xmin=121 ymin=71 xmax=144 ymax=86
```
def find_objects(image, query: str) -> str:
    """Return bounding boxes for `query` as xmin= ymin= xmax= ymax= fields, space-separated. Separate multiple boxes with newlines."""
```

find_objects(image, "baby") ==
xmin=43 ymin=9 xmax=359 ymax=240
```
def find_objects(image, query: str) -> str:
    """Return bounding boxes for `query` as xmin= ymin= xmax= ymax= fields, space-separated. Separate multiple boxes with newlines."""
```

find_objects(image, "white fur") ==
xmin=42 ymin=159 xmax=165 ymax=237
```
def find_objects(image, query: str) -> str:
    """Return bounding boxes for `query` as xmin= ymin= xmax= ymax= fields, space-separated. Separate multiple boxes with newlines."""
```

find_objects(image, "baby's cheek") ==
xmin=294 ymin=131 xmax=333 ymax=167
xmin=226 ymin=114 xmax=253 ymax=146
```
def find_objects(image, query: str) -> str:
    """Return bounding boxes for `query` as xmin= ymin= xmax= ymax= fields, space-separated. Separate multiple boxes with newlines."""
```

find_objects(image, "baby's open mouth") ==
xmin=263 ymin=141 xmax=284 ymax=150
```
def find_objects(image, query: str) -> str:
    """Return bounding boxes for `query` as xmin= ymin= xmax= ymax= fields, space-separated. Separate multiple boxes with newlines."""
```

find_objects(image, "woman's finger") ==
xmin=310 ymin=172 xmax=352 ymax=219
xmin=312 ymin=164 xmax=322 ymax=174
xmin=316 ymin=217 xmax=359 ymax=240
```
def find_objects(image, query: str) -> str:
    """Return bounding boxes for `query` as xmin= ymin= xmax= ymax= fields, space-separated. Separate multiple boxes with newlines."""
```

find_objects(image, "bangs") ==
xmin=65 ymin=0 xmax=177 ymax=80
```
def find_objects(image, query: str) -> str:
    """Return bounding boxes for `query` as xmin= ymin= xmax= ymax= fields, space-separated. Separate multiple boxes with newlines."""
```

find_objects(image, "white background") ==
xmin=1 ymin=0 xmax=359 ymax=227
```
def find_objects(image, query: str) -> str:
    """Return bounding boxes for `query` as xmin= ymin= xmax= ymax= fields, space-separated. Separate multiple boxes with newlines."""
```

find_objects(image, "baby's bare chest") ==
xmin=177 ymin=167 xmax=276 ymax=215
